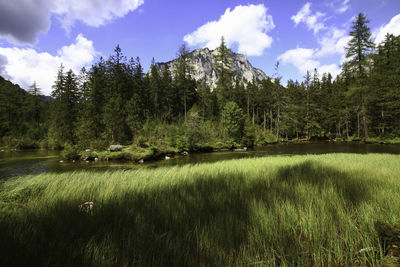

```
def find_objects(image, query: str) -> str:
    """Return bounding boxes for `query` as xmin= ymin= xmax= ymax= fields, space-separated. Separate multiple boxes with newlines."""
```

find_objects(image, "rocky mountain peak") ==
xmin=154 ymin=47 xmax=269 ymax=88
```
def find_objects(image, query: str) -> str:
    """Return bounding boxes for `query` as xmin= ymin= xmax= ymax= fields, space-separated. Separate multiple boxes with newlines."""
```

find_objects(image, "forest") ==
xmin=1 ymin=13 xmax=399 ymax=152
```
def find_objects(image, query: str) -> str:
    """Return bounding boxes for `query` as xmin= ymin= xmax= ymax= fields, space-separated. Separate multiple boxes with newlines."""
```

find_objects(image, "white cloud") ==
xmin=319 ymin=64 xmax=341 ymax=77
xmin=315 ymin=27 xmax=351 ymax=57
xmin=291 ymin=2 xmax=326 ymax=34
xmin=0 ymin=0 xmax=144 ymax=45
xmin=278 ymin=48 xmax=319 ymax=73
xmin=326 ymin=0 xmax=350 ymax=14
xmin=374 ymin=14 xmax=400 ymax=45
xmin=183 ymin=4 xmax=275 ymax=56
xmin=278 ymin=23 xmax=351 ymax=78
xmin=337 ymin=0 xmax=350 ymax=13
xmin=278 ymin=48 xmax=342 ymax=77
xmin=54 ymin=0 xmax=144 ymax=32
xmin=0 ymin=34 xmax=96 ymax=95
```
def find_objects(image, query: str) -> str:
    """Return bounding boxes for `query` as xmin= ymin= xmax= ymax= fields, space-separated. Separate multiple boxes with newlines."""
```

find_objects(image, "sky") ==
xmin=0 ymin=0 xmax=399 ymax=95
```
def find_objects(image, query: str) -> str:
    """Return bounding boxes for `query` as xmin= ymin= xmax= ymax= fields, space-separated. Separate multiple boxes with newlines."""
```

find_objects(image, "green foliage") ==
xmin=2 ymin=23 xmax=400 ymax=150
xmin=241 ymin=118 xmax=256 ymax=147
xmin=255 ymin=130 xmax=276 ymax=145
xmin=222 ymin=102 xmax=244 ymax=142
xmin=62 ymin=145 xmax=80 ymax=160
xmin=135 ymin=135 xmax=148 ymax=148
xmin=215 ymin=37 xmax=234 ymax=110
xmin=50 ymin=66 xmax=81 ymax=146
xmin=185 ymin=109 xmax=204 ymax=149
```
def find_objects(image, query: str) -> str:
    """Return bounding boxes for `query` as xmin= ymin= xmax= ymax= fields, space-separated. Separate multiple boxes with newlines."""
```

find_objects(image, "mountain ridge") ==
xmin=154 ymin=47 xmax=269 ymax=88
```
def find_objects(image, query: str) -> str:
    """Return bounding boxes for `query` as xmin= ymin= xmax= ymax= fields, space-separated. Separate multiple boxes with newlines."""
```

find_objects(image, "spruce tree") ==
xmin=215 ymin=36 xmax=233 ymax=110
xmin=345 ymin=13 xmax=375 ymax=140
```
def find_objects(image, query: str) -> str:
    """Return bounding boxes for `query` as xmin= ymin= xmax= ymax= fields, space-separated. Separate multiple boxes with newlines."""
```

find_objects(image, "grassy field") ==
xmin=0 ymin=154 xmax=400 ymax=266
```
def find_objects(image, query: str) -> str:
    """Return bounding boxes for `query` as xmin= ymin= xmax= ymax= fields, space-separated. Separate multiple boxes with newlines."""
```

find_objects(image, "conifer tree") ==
xmin=215 ymin=37 xmax=234 ymax=110
xmin=345 ymin=13 xmax=375 ymax=140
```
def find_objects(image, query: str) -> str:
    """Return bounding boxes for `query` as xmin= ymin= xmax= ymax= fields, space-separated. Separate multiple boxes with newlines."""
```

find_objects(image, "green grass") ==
xmin=0 ymin=154 xmax=400 ymax=266
xmin=366 ymin=137 xmax=400 ymax=144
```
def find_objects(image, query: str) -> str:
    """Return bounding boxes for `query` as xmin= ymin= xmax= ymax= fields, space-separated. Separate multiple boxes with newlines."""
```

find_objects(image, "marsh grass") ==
xmin=0 ymin=154 xmax=400 ymax=266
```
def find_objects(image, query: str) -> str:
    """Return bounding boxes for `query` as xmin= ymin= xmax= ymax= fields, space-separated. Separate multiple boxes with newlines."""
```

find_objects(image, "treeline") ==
xmin=0 ymin=77 xmax=49 ymax=148
xmin=0 ymin=13 xmax=399 ymax=150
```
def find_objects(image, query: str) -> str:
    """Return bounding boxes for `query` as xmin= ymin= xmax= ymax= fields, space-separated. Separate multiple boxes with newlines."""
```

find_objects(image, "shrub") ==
xmin=242 ymin=119 xmax=256 ymax=147
xmin=135 ymin=136 xmax=148 ymax=148
xmin=62 ymin=145 xmax=80 ymax=160
xmin=255 ymin=130 xmax=276 ymax=145
xmin=221 ymin=102 xmax=244 ymax=143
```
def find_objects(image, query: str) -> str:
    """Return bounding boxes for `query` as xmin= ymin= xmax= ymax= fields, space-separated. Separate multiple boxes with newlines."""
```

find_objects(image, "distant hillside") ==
xmin=0 ymin=76 xmax=51 ymax=101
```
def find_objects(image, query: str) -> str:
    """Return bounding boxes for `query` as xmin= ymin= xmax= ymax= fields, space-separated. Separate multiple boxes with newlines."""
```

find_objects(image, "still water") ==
xmin=1 ymin=142 xmax=400 ymax=180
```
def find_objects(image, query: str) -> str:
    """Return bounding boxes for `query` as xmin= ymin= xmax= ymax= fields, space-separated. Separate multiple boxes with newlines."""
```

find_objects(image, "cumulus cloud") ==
xmin=278 ymin=26 xmax=349 ymax=78
xmin=315 ymin=27 xmax=351 ymax=58
xmin=291 ymin=2 xmax=326 ymax=34
xmin=183 ymin=4 xmax=275 ymax=56
xmin=0 ymin=1 xmax=52 ymax=44
xmin=278 ymin=47 xmax=341 ymax=77
xmin=0 ymin=54 xmax=9 ymax=78
xmin=0 ymin=0 xmax=144 ymax=45
xmin=374 ymin=14 xmax=400 ymax=45
xmin=278 ymin=48 xmax=319 ymax=73
xmin=280 ymin=10 xmax=352 ymax=79
xmin=54 ymin=0 xmax=144 ymax=32
xmin=0 ymin=34 xmax=96 ymax=95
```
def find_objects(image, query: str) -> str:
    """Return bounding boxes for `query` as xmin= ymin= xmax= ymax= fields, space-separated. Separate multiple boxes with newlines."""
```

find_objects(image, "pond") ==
xmin=1 ymin=142 xmax=400 ymax=180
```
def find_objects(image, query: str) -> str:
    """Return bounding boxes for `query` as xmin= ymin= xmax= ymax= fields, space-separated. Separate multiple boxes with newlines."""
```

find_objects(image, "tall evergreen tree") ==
xmin=344 ymin=13 xmax=375 ymax=140
xmin=27 ymin=81 xmax=43 ymax=137
xmin=174 ymin=44 xmax=197 ymax=121
xmin=215 ymin=37 xmax=234 ymax=110
xmin=50 ymin=66 xmax=80 ymax=145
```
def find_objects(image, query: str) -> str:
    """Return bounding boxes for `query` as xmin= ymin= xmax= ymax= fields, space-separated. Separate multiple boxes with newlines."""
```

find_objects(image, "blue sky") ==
xmin=0 ymin=0 xmax=399 ymax=95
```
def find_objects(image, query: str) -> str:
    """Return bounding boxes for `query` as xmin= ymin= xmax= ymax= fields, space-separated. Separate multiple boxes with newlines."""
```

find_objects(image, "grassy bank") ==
xmin=1 ymin=154 xmax=400 ymax=266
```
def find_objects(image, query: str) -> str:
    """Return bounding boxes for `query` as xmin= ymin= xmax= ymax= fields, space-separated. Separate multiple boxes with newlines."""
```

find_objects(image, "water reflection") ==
xmin=1 ymin=142 xmax=400 ymax=180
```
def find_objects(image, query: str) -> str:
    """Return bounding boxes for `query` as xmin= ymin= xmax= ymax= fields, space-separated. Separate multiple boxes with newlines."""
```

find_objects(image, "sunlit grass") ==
xmin=0 ymin=153 xmax=399 ymax=266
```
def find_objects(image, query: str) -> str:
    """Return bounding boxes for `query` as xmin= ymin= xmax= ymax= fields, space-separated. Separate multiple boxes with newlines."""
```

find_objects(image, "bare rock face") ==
xmin=154 ymin=48 xmax=269 ymax=89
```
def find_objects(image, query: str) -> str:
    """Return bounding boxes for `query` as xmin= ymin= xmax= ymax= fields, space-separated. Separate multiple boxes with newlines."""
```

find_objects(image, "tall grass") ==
xmin=0 ymin=154 xmax=399 ymax=266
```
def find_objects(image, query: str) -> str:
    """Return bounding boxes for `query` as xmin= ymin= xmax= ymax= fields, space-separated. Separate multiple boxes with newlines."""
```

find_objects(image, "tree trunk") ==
xmin=263 ymin=111 xmax=266 ymax=131
xmin=252 ymin=104 xmax=255 ymax=125
xmin=184 ymin=88 xmax=187 ymax=122
xmin=276 ymin=104 xmax=280 ymax=142
xmin=247 ymin=95 xmax=250 ymax=117
xmin=270 ymin=109 xmax=273 ymax=131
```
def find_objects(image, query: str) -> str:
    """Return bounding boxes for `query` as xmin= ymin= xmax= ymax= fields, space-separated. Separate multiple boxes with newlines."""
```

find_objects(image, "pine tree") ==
xmin=345 ymin=13 xmax=375 ymax=140
xmin=215 ymin=37 xmax=234 ymax=110
xmin=50 ymin=66 xmax=80 ymax=145
xmin=27 ymin=81 xmax=43 ymax=137
xmin=174 ymin=44 xmax=196 ymax=121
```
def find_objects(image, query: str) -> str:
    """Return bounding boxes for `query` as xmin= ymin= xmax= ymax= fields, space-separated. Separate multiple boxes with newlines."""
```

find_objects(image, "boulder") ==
xmin=182 ymin=151 xmax=189 ymax=156
xmin=138 ymin=159 xmax=144 ymax=164
xmin=165 ymin=156 xmax=171 ymax=160
xmin=109 ymin=145 xmax=122 ymax=152
xmin=79 ymin=201 xmax=94 ymax=214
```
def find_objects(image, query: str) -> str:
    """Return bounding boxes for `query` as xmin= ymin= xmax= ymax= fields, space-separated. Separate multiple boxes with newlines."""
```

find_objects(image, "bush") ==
xmin=62 ymin=145 xmax=80 ymax=160
xmin=242 ymin=119 xmax=256 ymax=147
xmin=255 ymin=130 xmax=276 ymax=145
xmin=185 ymin=110 xmax=203 ymax=150
xmin=221 ymin=102 xmax=244 ymax=143
xmin=135 ymin=136 xmax=148 ymax=148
